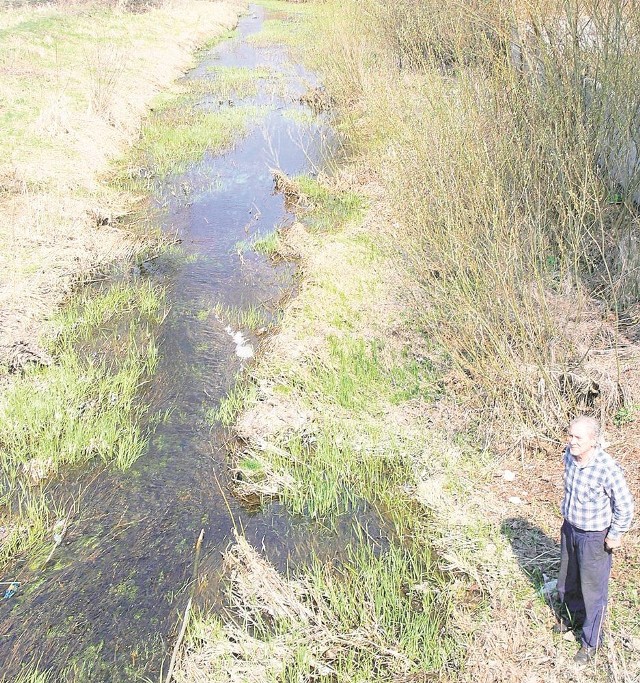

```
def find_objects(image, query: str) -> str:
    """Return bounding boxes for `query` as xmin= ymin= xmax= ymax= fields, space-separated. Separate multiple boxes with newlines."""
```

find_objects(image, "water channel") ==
xmin=0 ymin=7 xmax=379 ymax=680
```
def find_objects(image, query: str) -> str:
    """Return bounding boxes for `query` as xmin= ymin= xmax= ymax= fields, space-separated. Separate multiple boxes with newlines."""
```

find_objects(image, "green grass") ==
xmin=1 ymin=666 xmax=51 ymax=683
xmin=307 ymin=540 xmax=451 ymax=671
xmin=210 ymin=381 xmax=257 ymax=427
xmin=252 ymin=230 xmax=282 ymax=256
xmin=178 ymin=531 xmax=451 ymax=682
xmin=235 ymin=229 xmax=283 ymax=257
xmin=213 ymin=302 xmax=269 ymax=331
xmin=613 ymin=404 xmax=638 ymax=427
xmin=0 ymin=281 xmax=164 ymax=568
xmin=196 ymin=28 xmax=238 ymax=54
xmin=132 ymin=103 xmax=265 ymax=179
xmin=250 ymin=232 xmax=280 ymax=257
xmin=205 ymin=65 xmax=272 ymax=99
xmin=308 ymin=336 xmax=434 ymax=410
xmin=295 ymin=175 xmax=365 ymax=232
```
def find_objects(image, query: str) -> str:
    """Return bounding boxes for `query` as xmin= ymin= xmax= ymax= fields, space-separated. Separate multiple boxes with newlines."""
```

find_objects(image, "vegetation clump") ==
xmin=312 ymin=0 xmax=640 ymax=439
xmin=0 ymin=281 xmax=164 ymax=567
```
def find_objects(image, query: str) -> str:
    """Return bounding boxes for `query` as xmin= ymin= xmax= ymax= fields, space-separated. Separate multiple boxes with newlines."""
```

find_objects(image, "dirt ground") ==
xmin=0 ymin=0 xmax=246 ymax=370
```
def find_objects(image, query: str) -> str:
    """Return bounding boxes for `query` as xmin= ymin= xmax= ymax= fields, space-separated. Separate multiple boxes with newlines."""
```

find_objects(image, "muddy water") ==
xmin=0 ymin=7 xmax=381 ymax=681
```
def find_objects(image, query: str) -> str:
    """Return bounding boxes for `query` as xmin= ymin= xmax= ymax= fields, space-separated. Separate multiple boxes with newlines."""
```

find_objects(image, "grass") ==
xmin=0 ymin=0 xmax=243 ymax=358
xmin=125 ymin=100 xmax=265 ymax=180
xmin=235 ymin=228 xmax=283 ymax=256
xmin=113 ymin=63 xmax=276 ymax=188
xmin=1 ymin=667 xmax=51 ymax=683
xmin=250 ymin=0 xmax=316 ymax=48
xmin=0 ymin=281 xmax=164 ymax=568
xmin=205 ymin=65 xmax=272 ymax=100
xmin=212 ymin=301 xmax=270 ymax=331
xmin=252 ymin=230 xmax=282 ymax=256
xmin=176 ymin=530 xmax=451 ymax=683
xmin=211 ymin=380 xmax=257 ymax=428
xmin=306 ymin=0 xmax=640 ymax=435
xmin=295 ymin=175 xmax=365 ymax=232
xmin=0 ymin=2 xmax=242 ymax=185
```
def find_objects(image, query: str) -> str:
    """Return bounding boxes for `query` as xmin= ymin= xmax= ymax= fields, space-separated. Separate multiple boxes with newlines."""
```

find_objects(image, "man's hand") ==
xmin=605 ymin=536 xmax=622 ymax=552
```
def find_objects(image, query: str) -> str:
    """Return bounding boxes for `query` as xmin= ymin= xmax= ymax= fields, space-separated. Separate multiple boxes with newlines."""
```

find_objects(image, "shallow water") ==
xmin=0 ymin=7 xmax=381 ymax=681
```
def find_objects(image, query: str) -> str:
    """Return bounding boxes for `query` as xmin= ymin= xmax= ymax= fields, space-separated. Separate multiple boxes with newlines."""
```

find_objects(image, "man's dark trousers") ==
xmin=558 ymin=520 xmax=612 ymax=648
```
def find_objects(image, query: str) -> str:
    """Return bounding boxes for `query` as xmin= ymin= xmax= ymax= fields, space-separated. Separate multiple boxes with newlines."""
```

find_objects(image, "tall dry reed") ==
xmin=313 ymin=0 xmax=640 ymax=436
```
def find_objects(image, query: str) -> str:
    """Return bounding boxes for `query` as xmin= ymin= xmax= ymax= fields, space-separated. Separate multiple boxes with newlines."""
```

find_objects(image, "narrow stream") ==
xmin=0 ymin=7 xmax=382 ymax=681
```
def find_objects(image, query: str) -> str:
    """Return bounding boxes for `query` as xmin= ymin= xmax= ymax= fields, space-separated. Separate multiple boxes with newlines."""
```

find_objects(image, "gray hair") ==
xmin=569 ymin=415 xmax=601 ymax=444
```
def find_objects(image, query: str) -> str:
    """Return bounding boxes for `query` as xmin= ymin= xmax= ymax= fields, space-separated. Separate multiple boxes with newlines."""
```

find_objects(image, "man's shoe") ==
xmin=552 ymin=621 xmax=571 ymax=634
xmin=573 ymin=646 xmax=596 ymax=665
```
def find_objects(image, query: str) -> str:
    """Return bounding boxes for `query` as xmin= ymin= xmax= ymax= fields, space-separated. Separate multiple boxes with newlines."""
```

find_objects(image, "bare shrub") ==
xmin=312 ymin=0 xmax=640 ymax=436
xmin=84 ymin=43 xmax=126 ymax=120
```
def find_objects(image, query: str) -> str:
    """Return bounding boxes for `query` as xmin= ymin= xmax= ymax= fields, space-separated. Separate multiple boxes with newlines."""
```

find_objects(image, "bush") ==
xmin=312 ymin=0 xmax=640 ymax=434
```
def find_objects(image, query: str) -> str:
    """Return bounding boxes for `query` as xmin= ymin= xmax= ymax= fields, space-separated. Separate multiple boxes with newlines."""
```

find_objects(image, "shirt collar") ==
xmin=568 ymin=445 xmax=603 ymax=469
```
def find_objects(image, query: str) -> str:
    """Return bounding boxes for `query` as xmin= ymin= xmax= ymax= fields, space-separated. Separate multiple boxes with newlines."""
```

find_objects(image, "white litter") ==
xmin=236 ymin=343 xmax=254 ymax=359
xmin=540 ymin=578 xmax=558 ymax=598
xmin=508 ymin=496 xmax=522 ymax=505
xmin=503 ymin=469 xmax=516 ymax=481
xmin=219 ymin=319 xmax=254 ymax=359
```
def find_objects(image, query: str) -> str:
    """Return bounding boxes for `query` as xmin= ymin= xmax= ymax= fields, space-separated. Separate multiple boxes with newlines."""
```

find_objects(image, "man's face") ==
xmin=567 ymin=421 xmax=597 ymax=459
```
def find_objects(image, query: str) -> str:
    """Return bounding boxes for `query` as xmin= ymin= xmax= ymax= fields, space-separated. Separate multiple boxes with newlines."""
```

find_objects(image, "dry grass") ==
xmin=0 ymin=0 xmax=246 ymax=366
xmin=213 ymin=171 xmax=639 ymax=681
xmin=173 ymin=1 xmax=640 ymax=681
xmin=175 ymin=532 xmax=442 ymax=683
xmin=309 ymin=0 xmax=640 ymax=441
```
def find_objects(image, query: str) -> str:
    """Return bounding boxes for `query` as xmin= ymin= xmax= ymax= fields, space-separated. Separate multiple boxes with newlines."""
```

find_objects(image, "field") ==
xmin=1 ymin=0 xmax=639 ymax=681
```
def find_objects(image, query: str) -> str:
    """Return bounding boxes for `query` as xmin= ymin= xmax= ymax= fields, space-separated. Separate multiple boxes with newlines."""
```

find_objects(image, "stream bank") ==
xmin=0 ymin=4 xmax=386 ymax=681
xmin=175 ymin=2 xmax=640 ymax=683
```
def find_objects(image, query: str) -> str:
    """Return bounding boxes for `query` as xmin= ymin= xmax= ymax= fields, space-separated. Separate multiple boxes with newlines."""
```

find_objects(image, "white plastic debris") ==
xmin=52 ymin=519 xmax=67 ymax=545
xmin=540 ymin=578 xmax=558 ymax=599
xmin=502 ymin=470 xmax=516 ymax=481
xmin=508 ymin=496 xmax=522 ymax=505
xmin=236 ymin=343 xmax=254 ymax=359
xmin=220 ymin=323 xmax=254 ymax=359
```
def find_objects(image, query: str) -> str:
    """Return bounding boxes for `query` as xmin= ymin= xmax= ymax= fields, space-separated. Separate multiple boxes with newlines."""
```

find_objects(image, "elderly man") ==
xmin=555 ymin=415 xmax=634 ymax=665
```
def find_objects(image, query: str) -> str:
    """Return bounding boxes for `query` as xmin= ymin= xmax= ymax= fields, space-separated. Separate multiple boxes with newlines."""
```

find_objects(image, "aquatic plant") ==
xmin=0 ymin=282 xmax=164 ymax=567
xmin=176 ymin=532 xmax=451 ymax=682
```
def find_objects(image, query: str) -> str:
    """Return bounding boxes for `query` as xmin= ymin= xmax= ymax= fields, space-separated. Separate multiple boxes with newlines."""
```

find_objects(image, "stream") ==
xmin=0 ymin=7 xmax=381 ymax=681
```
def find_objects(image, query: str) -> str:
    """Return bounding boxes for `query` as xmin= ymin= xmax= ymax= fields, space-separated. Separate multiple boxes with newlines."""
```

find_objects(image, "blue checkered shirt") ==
xmin=562 ymin=446 xmax=634 ymax=540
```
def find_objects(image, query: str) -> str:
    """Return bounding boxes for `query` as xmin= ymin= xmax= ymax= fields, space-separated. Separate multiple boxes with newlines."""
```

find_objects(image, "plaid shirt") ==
xmin=562 ymin=446 xmax=634 ymax=540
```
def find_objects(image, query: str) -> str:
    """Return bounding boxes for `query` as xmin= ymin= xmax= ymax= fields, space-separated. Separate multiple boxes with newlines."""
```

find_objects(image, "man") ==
xmin=555 ymin=415 xmax=634 ymax=665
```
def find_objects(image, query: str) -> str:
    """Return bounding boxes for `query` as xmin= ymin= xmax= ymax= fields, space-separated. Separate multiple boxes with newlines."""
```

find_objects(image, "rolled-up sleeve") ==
xmin=607 ymin=465 xmax=634 ymax=540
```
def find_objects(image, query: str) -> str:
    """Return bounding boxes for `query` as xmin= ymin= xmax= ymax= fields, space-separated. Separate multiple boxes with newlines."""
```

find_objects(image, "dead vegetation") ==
xmin=272 ymin=169 xmax=313 ymax=211
xmin=174 ymin=533 xmax=427 ymax=683
xmin=0 ymin=0 xmax=246 ymax=368
xmin=299 ymin=85 xmax=331 ymax=113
